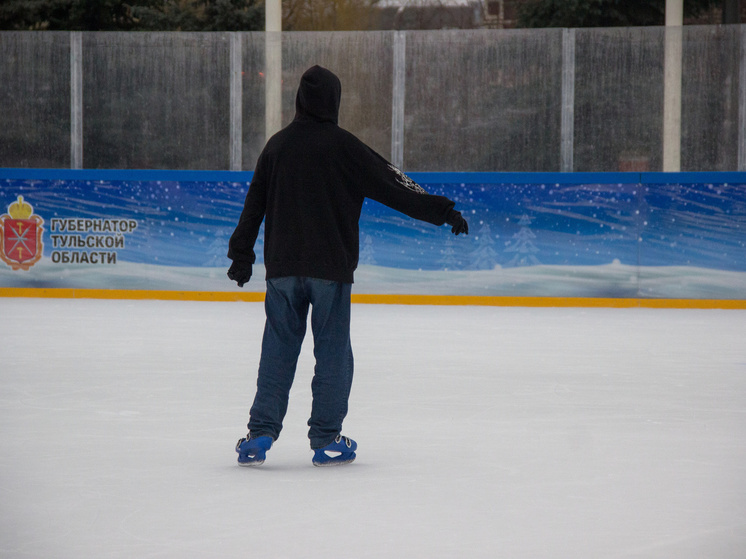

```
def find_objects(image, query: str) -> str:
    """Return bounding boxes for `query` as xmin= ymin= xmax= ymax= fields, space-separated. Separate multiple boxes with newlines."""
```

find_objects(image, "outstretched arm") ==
xmin=358 ymin=145 xmax=468 ymax=235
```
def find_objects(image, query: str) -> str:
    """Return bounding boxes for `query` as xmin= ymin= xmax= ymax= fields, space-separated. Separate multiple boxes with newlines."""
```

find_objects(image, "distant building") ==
xmin=372 ymin=0 xmax=524 ymax=30
xmin=481 ymin=0 xmax=521 ymax=29
xmin=373 ymin=0 xmax=481 ymax=29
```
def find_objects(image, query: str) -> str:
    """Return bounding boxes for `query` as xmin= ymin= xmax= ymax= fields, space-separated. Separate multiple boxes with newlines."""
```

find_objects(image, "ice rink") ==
xmin=1 ymin=297 xmax=745 ymax=558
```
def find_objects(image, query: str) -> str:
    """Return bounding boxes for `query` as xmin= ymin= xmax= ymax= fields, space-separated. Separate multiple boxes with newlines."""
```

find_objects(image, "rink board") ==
xmin=1 ymin=169 xmax=745 ymax=304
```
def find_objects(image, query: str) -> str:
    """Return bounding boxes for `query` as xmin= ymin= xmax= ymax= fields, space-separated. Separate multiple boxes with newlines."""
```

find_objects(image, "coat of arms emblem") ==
xmin=0 ymin=196 xmax=44 ymax=270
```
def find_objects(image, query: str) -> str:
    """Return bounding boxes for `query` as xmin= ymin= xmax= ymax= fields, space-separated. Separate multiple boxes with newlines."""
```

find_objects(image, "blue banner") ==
xmin=1 ymin=170 xmax=745 ymax=298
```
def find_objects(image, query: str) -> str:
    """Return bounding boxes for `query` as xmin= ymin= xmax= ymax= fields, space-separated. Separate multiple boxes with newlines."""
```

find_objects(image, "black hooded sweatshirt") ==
xmin=228 ymin=65 xmax=456 ymax=284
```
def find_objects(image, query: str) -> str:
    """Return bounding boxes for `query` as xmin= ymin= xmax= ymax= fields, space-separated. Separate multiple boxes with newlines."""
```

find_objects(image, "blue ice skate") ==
xmin=236 ymin=435 xmax=273 ymax=466
xmin=312 ymin=435 xmax=357 ymax=467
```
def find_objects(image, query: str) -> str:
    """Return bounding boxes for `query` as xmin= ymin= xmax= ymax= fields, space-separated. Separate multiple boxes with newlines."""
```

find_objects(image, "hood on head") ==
xmin=294 ymin=65 xmax=341 ymax=124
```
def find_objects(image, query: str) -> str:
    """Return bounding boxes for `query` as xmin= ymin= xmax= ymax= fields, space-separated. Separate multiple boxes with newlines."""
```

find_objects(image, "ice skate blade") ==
xmin=238 ymin=458 xmax=265 ymax=467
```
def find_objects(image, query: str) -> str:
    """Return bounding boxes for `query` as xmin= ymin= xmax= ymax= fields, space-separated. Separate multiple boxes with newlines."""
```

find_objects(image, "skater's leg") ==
xmin=247 ymin=277 xmax=309 ymax=441
xmin=305 ymin=278 xmax=354 ymax=449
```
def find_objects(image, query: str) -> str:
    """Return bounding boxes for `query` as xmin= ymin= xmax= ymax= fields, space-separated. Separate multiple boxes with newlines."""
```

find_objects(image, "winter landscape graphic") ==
xmin=1 ymin=175 xmax=745 ymax=299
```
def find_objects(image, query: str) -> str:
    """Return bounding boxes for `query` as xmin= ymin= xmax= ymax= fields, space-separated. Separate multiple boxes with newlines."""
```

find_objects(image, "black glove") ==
xmin=227 ymin=261 xmax=252 ymax=288
xmin=446 ymin=209 xmax=469 ymax=236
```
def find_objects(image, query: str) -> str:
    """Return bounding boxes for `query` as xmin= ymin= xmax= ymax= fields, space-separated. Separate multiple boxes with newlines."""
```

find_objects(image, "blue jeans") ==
xmin=247 ymin=276 xmax=354 ymax=449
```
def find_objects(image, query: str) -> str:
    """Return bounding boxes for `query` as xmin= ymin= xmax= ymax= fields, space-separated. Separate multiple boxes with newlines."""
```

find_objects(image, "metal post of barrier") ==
xmin=391 ymin=31 xmax=406 ymax=170
xmin=265 ymin=0 xmax=282 ymax=143
xmin=738 ymin=25 xmax=746 ymax=171
xmin=663 ymin=0 xmax=683 ymax=172
xmin=70 ymin=32 xmax=83 ymax=169
xmin=229 ymin=33 xmax=242 ymax=171
xmin=561 ymin=28 xmax=575 ymax=173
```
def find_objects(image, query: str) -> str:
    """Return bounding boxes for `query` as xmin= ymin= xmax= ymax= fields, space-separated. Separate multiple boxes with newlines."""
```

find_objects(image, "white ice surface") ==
xmin=1 ymin=299 xmax=745 ymax=558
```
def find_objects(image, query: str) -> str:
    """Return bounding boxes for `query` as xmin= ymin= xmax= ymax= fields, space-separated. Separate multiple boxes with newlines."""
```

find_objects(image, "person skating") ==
xmin=228 ymin=65 xmax=468 ymax=467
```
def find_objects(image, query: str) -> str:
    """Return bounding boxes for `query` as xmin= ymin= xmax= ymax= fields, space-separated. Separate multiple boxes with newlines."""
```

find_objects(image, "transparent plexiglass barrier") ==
xmin=1 ymin=26 xmax=743 ymax=172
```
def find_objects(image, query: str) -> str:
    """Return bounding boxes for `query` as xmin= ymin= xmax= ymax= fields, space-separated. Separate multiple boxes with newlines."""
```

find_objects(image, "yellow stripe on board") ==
xmin=0 ymin=287 xmax=744 ymax=309
xmin=351 ymin=294 xmax=746 ymax=309
xmin=0 ymin=287 xmax=264 ymax=302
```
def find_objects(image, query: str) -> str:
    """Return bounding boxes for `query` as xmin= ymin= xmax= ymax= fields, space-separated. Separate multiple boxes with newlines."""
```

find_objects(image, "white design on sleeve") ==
xmin=388 ymin=164 xmax=428 ymax=194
